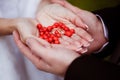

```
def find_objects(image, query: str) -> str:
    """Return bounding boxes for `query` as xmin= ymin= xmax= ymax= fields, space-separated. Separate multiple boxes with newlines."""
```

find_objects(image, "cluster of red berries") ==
xmin=37 ymin=22 xmax=75 ymax=44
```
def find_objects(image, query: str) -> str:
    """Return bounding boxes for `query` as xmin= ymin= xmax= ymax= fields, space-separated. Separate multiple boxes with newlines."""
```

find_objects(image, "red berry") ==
xmin=37 ymin=22 xmax=75 ymax=44
xmin=47 ymin=33 xmax=51 ymax=37
xmin=58 ymin=22 xmax=64 ymax=26
xmin=37 ymin=23 xmax=42 ymax=29
xmin=56 ymin=33 xmax=61 ymax=38
xmin=55 ymin=30 xmax=59 ymax=34
xmin=53 ymin=22 xmax=59 ymax=27
xmin=54 ymin=40 xmax=60 ymax=44
xmin=48 ymin=37 xmax=53 ymax=42
xmin=47 ymin=26 xmax=53 ymax=31
xmin=42 ymin=27 xmax=47 ymax=31
xmin=45 ymin=31 xmax=49 ymax=35
xmin=40 ymin=35 xmax=44 ymax=39
xmin=40 ymin=32 xmax=44 ymax=36
xmin=43 ymin=35 xmax=48 ymax=39
xmin=64 ymin=27 xmax=69 ymax=31
xmin=52 ymin=25 xmax=57 ymax=28
xmin=70 ymin=29 xmax=75 ymax=33
xmin=61 ymin=25 xmax=66 ymax=29
xmin=53 ymin=36 xmax=58 ymax=41
xmin=64 ymin=31 xmax=73 ymax=37
xmin=50 ymin=34 xmax=55 ymax=38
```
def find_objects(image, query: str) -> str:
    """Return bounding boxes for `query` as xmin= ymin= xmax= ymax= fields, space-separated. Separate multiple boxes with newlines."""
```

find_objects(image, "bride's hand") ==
xmin=14 ymin=18 xmax=39 ymax=43
xmin=36 ymin=3 xmax=93 ymax=53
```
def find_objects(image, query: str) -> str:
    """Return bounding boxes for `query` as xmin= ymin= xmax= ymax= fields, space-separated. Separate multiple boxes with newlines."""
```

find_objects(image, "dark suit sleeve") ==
xmin=65 ymin=55 xmax=120 ymax=80
xmin=92 ymin=5 xmax=120 ymax=58
xmin=64 ymin=5 xmax=120 ymax=80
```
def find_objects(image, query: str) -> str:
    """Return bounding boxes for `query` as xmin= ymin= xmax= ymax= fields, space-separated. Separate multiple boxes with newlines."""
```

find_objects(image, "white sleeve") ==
xmin=18 ymin=0 xmax=41 ymax=18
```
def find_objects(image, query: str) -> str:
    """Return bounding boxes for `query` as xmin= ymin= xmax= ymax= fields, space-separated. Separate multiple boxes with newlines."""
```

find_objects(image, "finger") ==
xmin=59 ymin=38 xmax=70 ymax=45
xmin=60 ymin=1 xmax=83 ymax=15
xmin=13 ymin=30 xmax=39 ymax=63
xmin=71 ymin=34 xmax=90 ymax=47
xmin=65 ymin=9 xmax=87 ymax=30
xmin=71 ymin=34 xmax=81 ymax=41
xmin=62 ymin=36 xmax=82 ymax=48
xmin=63 ymin=23 xmax=93 ymax=42
xmin=75 ymin=27 xmax=94 ymax=42
xmin=76 ymin=47 xmax=88 ymax=54
xmin=59 ymin=38 xmax=77 ymax=50
xmin=52 ymin=43 xmax=77 ymax=51
xmin=13 ymin=31 xmax=52 ymax=71
xmin=58 ymin=37 xmax=79 ymax=50
xmin=30 ymin=36 xmax=51 ymax=47
xmin=53 ymin=1 xmax=88 ymax=30
xmin=26 ymin=37 xmax=51 ymax=58
xmin=33 ymin=58 xmax=51 ymax=73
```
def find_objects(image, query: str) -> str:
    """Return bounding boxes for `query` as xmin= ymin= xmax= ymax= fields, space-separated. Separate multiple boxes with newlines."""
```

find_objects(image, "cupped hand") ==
xmin=36 ymin=3 xmax=93 ymax=53
xmin=14 ymin=18 xmax=39 ymax=43
xmin=13 ymin=30 xmax=80 ymax=77
xmin=52 ymin=1 xmax=107 ymax=54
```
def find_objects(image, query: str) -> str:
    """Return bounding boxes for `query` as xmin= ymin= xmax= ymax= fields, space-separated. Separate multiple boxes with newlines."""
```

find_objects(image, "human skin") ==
xmin=51 ymin=0 xmax=107 ymax=53
xmin=13 ymin=0 xmax=107 ymax=77
xmin=13 ymin=30 xmax=80 ymax=77
xmin=0 ymin=18 xmax=39 ymax=42
xmin=36 ymin=0 xmax=94 ymax=53
xmin=0 ymin=0 xmax=93 ymax=53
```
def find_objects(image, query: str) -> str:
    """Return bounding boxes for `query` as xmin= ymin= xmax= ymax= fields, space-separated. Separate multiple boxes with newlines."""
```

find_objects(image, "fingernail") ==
xmin=83 ymin=43 xmax=90 ymax=47
xmin=84 ymin=24 xmax=89 ymax=30
xmin=89 ymin=38 xmax=94 ymax=42
xmin=76 ymin=47 xmax=82 ymax=52
xmin=81 ymin=48 xmax=88 ymax=54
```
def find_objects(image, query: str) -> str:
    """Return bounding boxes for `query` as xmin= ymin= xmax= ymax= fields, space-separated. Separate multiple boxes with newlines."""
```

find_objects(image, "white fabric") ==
xmin=0 ymin=0 xmax=63 ymax=80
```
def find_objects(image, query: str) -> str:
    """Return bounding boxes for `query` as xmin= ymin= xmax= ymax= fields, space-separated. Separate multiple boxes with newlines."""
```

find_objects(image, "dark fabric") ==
xmin=65 ymin=4 xmax=120 ymax=80
xmin=93 ymin=4 xmax=120 ymax=58
xmin=65 ymin=55 xmax=120 ymax=80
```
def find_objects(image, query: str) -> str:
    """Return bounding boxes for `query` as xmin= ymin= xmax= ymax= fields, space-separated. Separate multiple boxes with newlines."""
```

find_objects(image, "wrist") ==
xmin=87 ymin=18 xmax=107 ymax=54
xmin=0 ymin=18 xmax=17 ymax=36
xmin=94 ymin=19 xmax=108 ymax=52
xmin=11 ymin=18 xmax=22 ymax=32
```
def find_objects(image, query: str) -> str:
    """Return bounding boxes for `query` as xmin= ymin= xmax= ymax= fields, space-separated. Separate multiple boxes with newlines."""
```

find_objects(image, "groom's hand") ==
xmin=52 ymin=0 xmax=108 ymax=54
xmin=13 ymin=30 xmax=80 ymax=77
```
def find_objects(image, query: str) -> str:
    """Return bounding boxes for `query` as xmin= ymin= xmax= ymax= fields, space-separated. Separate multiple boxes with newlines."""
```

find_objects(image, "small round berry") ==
xmin=37 ymin=23 xmax=42 ymax=29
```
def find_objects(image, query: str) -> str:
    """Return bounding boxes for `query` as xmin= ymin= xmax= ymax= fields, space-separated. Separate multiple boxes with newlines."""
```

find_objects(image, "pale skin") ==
xmin=13 ymin=30 xmax=80 ymax=77
xmin=1 ymin=0 xmax=100 ymax=77
xmin=52 ymin=0 xmax=108 ymax=53
xmin=36 ymin=0 xmax=93 ymax=53
xmin=0 ymin=0 xmax=93 ymax=53
xmin=13 ymin=0 xmax=107 ymax=77
xmin=0 ymin=18 xmax=39 ymax=42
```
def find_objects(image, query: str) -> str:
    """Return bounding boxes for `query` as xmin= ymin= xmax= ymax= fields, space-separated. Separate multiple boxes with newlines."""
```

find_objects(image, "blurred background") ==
xmin=68 ymin=0 xmax=120 ymax=11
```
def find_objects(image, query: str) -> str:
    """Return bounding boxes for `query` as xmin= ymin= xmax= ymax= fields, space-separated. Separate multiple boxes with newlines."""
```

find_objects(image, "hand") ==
xmin=52 ymin=1 xmax=107 ymax=54
xmin=14 ymin=18 xmax=39 ymax=42
xmin=36 ymin=3 xmax=94 ymax=53
xmin=13 ymin=30 xmax=80 ymax=77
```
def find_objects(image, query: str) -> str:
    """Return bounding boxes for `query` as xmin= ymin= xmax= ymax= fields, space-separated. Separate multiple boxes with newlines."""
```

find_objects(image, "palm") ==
xmin=36 ymin=4 xmax=93 ymax=53
xmin=36 ymin=4 xmax=77 ymax=27
xmin=16 ymin=18 xmax=38 ymax=42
